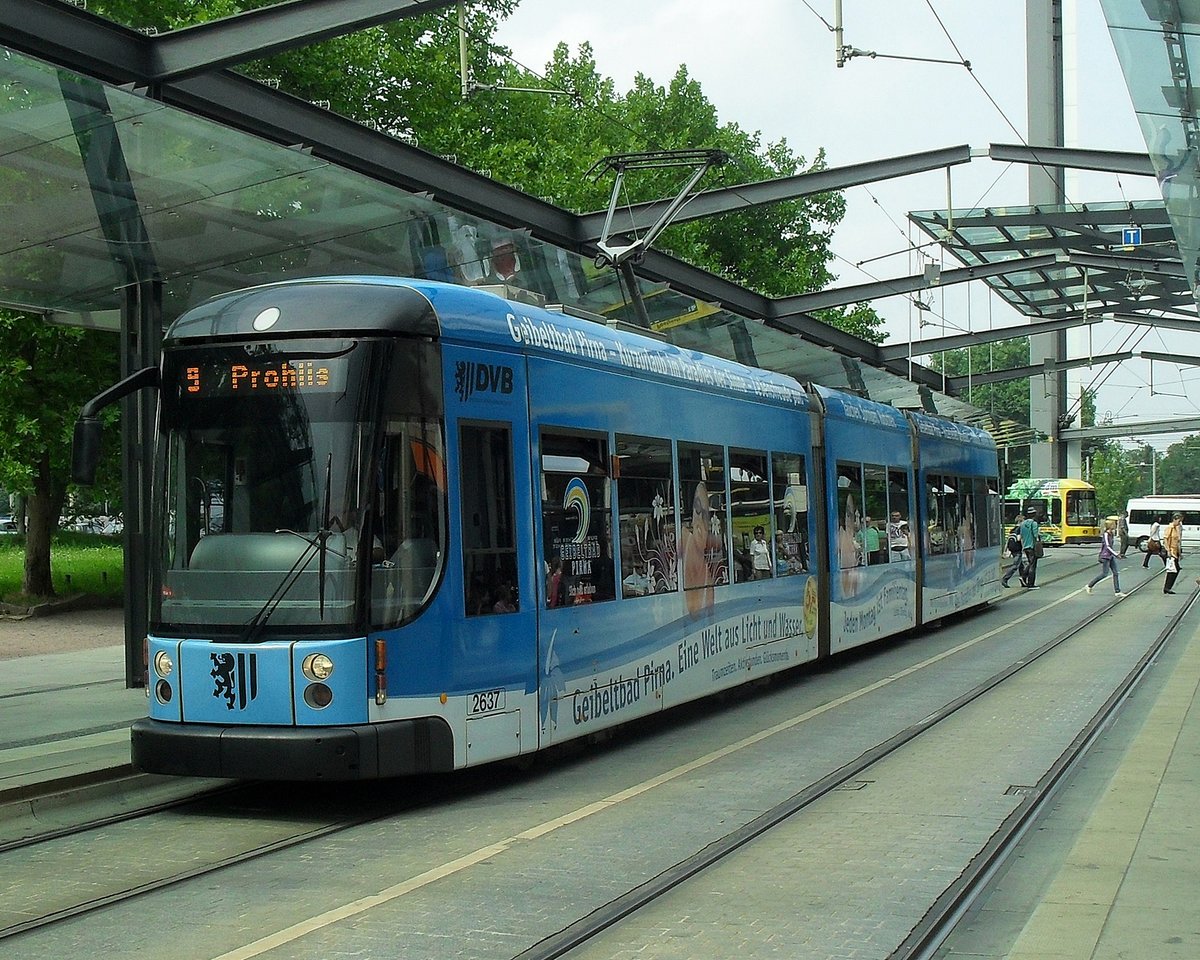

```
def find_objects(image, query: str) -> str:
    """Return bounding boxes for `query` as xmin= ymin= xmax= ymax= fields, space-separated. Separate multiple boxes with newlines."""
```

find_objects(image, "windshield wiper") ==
xmin=237 ymin=535 xmax=323 ymax=643
xmin=238 ymin=454 xmax=338 ymax=642
xmin=319 ymin=453 xmax=332 ymax=617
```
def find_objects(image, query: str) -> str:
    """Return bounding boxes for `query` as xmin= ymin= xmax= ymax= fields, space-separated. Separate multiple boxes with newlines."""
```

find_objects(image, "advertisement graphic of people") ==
xmin=683 ymin=481 xmax=721 ymax=616
xmin=838 ymin=492 xmax=863 ymax=597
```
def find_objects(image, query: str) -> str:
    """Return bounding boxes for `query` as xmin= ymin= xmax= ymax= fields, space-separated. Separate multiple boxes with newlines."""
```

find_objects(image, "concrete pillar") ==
xmin=1027 ymin=0 xmax=1068 ymax=477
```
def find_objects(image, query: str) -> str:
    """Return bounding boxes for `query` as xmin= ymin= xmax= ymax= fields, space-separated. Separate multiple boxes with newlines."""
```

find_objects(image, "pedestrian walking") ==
xmin=1084 ymin=518 xmax=1123 ymax=596
xmin=1017 ymin=506 xmax=1042 ymax=587
xmin=1163 ymin=512 xmax=1184 ymax=594
xmin=1000 ymin=522 xmax=1024 ymax=587
xmin=1117 ymin=511 xmax=1129 ymax=558
xmin=1142 ymin=516 xmax=1166 ymax=568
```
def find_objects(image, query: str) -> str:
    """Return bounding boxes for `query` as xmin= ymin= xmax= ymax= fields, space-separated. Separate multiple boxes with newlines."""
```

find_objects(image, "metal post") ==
xmin=119 ymin=277 xmax=161 ymax=688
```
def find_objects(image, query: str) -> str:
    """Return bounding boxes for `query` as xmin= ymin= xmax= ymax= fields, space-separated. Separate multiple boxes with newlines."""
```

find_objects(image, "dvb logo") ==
xmin=455 ymin=361 xmax=514 ymax=401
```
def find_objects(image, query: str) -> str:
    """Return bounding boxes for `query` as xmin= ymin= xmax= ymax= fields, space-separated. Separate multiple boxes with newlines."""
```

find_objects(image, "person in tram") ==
xmin=887 ymin=510 xmax=911 ymax=560
xmin=749 ymin=525 xmax=772 ymax=579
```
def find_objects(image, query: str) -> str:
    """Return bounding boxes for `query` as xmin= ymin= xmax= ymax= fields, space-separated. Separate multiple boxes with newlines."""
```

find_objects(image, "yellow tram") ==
xmin=1001 ymin=478 xmax=1100 ymax=545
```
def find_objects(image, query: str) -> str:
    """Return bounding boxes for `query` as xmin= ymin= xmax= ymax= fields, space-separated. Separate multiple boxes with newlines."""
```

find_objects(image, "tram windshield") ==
xmin=152 ymin=338 xmax=446 ymax=635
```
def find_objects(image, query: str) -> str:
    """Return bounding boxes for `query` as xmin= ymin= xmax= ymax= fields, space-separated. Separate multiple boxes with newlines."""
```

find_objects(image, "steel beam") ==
xmin=988 ymin=142 xmax=1155 ymax=177
xmin=1112 ymin=313 xmax=1200 ymax=332
xmin=1066 ymin=251 xmax=1187 ymax=277
xmin=0 ymin=0 xmax=150 ymax=85
xmin=151 ymin=0 xmax=456 ymax=81
xmin=1140 ymin=350 xmax=1200 ymax=367
xmin=575 ymin=146 xmax=974 ymax=240
xmin=878 ymin=315 xmax=1103 ymax=361
xmin=772 ymin=254 xmax=1062 ymax=316
xmin=1060 ymin=417 xmax=1200 ymax=441
xmin=944 ymin=351 xmax=1134 ymax=390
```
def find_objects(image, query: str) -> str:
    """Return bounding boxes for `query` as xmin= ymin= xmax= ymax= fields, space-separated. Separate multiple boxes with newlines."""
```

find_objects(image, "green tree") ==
xmin=1157 ymin=435 xmax=1200 ymax=494
xmin=0 ymin=311 xmax=120 ymax=596
xmin=1088 ymin=442 xmax=1151 ymax=518
xmin=929 ymin=338 xmax=1031 ymax=422
xmin=930 ymin=338 xmax=1032 ymax=481
xmin=470 ymin=48 xmax=880 ymax=338
xmin=88 ymin=4 xmax=874 ymax=339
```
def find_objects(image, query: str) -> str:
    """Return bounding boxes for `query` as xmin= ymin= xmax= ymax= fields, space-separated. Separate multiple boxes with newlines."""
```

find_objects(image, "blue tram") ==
xmin=73 ymin=278 xmax=1001 ymax=779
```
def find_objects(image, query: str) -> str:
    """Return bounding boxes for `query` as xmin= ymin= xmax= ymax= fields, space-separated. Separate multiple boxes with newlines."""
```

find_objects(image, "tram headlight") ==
xmin=302 ymin=653 xmax=334 ymax=681
xmin=155 ymin=679 xmax=173 ymax=704
xmin=153 ymin=650 xmax=174 ymax=678
xmin=304 ymin=683 xmax=334 ymax=709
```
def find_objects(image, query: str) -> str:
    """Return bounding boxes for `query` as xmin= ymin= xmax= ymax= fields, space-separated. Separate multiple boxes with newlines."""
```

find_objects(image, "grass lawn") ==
xmin=0 ymin=532 xmax=124 ymax=606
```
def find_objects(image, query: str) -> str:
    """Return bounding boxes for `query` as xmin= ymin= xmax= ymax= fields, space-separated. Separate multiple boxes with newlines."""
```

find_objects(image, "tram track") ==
xmin=4 ymin=555 xmax=1173 ymax=958
xmin=510 ymin=573 xmax=1187 ymax=960
xmin=895 ymin=579 xmax=1199 ymax=960
xmin=0 ymin=776 xmax=461 ymax=943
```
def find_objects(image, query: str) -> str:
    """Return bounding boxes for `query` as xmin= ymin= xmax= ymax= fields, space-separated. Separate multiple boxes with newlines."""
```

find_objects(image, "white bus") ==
xmin=1125 ymin=496 xmax=1200 ymax=552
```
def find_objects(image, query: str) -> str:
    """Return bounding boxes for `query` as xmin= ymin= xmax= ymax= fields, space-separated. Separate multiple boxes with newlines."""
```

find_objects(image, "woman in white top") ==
xmin=1142 ymin=516 xmax=1167 ymax=568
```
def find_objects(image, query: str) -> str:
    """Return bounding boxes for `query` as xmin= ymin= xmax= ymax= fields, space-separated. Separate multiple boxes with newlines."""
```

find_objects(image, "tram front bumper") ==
xmin=130 ymin=716 xmax=454 ymax=780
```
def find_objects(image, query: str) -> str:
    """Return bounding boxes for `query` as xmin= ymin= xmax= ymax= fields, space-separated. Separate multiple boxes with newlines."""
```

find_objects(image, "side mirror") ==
xmin=72 ymin=417 xmax=102 ymax=485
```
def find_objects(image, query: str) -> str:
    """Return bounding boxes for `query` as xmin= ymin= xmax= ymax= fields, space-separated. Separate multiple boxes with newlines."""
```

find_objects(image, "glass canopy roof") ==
xmin=908 ymin=199 xmax=1194 ymax=321
xmin=1102 ymin=0 xmax=1200 ymax=302
xmin=0 ymin=43 xmax=1037 ymax=445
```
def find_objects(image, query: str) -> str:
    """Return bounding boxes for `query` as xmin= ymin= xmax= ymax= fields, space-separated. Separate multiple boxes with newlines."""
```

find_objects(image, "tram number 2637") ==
xmin=469 ymin=689 xmax=507 ymax=715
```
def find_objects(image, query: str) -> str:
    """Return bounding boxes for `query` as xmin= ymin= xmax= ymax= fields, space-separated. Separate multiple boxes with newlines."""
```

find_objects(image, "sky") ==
xmin=492 ymin=0 xmax=1192 ymax=453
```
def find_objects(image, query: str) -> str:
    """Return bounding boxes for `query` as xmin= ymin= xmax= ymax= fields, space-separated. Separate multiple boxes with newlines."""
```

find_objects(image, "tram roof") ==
xmin=168 ymin=276 xmax=814 ymax=410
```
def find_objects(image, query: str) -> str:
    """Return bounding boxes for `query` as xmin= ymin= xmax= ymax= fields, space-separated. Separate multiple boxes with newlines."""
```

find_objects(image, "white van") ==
xmin=1125 ymin=496 xmax=1200 ymax=552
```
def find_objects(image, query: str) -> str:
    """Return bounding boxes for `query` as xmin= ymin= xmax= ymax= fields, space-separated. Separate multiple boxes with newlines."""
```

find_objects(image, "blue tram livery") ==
xmin=73 ymin=278 xmax=1001 ymax=779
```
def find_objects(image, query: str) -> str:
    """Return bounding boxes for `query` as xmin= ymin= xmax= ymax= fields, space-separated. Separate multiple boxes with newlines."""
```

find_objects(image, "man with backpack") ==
xmin=1000 ymin=521 xmax=1024 ymax=588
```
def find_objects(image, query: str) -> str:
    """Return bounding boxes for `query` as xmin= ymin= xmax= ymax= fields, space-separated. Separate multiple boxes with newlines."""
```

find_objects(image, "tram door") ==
xmin=445 ymin=345 xmax=538 ymax=765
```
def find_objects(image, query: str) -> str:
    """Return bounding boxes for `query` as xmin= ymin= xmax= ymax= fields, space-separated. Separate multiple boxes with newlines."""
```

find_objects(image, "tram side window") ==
xmin=926 ymin=475 xmax=946 ymax=556
xmin=541 ymin=430 xmax=615 ymax=606
xmin=679 ymin=442 xmax=730 ymax=607
xmin=772 ymin=452 xmax=808 ymax=576
xmin=862 ymin=464 xmax=889 ymax=565
xmin=615 ymin=435 xmax=677 ymax=600
xmin=984 ymin=479 xmax=1001 ymax=550
xmin=460 ymin=423 xmax=519 ymax=617
xmin=835 ymin=462 xmax=864 ymax=570
xmin=371 ymin=419 xmax=447 ymax=625
xmin=887 ymin=469 xmax=912 ymax=560
xmin=729 ymin=449 xmax=769 ymax=582
xmin=943 ymin=477 xmax=961 ymax=555
xmin=972 ymin=477 xmax=991 ymax=550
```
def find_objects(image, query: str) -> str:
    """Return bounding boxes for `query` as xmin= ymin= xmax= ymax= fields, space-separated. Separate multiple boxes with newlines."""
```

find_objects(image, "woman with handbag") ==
xmin=1142 ymin=516 xmax=1167 ymax=568
xmin=1163 ymin=513 xmax=1184 ymax=594
xmin=1084 ymin=518 xmax=1123 ymax=596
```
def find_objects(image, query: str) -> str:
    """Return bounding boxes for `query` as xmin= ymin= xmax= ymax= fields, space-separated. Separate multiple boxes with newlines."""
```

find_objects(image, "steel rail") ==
xmin=513 ymin=568 xmax=1167 ymax=960
xmin=894 ymin=578 xmax=1196 ymax=959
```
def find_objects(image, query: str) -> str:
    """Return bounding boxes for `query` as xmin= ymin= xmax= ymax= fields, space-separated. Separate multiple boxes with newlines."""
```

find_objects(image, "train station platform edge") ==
xmin=1002 ymin=595 xmax=1200 ymax=959
xmin=0 ymin=606 xmax=141 ymax=811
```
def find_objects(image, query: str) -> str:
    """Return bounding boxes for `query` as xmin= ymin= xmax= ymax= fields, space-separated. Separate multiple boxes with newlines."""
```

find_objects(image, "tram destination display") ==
xmin=177 ymin=355 xmax=349 ymax=398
